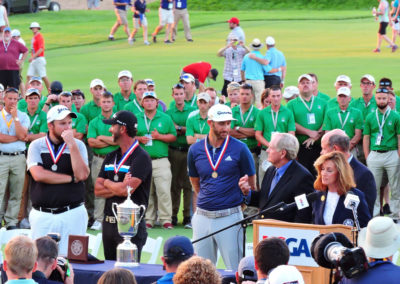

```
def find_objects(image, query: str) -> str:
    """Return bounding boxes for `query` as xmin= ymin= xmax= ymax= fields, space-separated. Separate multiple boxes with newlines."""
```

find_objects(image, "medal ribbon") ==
xmin=45 ymin=136 xmax=67 ymax=165
xmin=204 ymin=135 xmax=230 ymax=172
xmin=1 ymin=109 xmax=13 ymax=130
xmin=114 ymin=140 xmax=139 ymax=174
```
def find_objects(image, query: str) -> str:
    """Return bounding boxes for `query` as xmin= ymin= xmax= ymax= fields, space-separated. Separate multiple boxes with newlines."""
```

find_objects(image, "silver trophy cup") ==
xmin=112 ymin=186 xmax=146 ymax=267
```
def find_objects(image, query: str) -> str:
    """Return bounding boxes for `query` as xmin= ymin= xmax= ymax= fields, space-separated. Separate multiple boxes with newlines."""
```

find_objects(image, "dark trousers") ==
xmin=297 ymin=143 xmax=321 ymax=177
xmin=264 ymin=75 xmax=281 ymax=88
xmin=221 ymin=79 xmax=232 ymax=97
xmin=0 ymin=70 xmax=20 ymax=90
xmin=102 ymin=219 xmax=147 ymax=261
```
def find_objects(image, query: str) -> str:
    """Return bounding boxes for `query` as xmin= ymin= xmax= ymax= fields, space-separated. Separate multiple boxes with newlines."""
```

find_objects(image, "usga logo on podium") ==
xmin=259 ymin=227 xmax=320 ymax=267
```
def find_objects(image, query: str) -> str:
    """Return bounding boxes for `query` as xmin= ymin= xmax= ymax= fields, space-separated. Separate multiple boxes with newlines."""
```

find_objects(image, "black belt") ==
xmin=169 ymin=146 xmax=189 ymax=152
xmin=93 ymin=153 xmax=106 ymax=158
xmin=151 ymin=157 xmax=165 ymax=160
xmin=0 ymin=150 xmax=26 ymax=156
xmin=249 ymin=148 xmax=257 ymax=153
xmin=374 ymin=150 xmax=389 ymax=153
xmin=33 ymin=202 xmax=84 ymax=214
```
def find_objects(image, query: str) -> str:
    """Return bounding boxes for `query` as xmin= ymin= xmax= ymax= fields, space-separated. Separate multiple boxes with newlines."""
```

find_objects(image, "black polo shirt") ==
xmin=98 ymin=143 xmax=152 ymax=216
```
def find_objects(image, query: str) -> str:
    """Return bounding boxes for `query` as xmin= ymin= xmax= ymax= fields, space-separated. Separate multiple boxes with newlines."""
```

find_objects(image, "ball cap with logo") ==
xmin=237 ymin=256 xmax=258 ymax=282
xmin=337 ymin=87 xmax=351 ymax=97
xmin=197 ymin=92 xmax=211 ymax=103
xmin=335 ymin=75 xmax=351 ymax=85
xmin=103 ymin=110 xmax=138 ymax=133
xmin=47 ymin=105 xmax=77 ymax=123
xmin=358 ymin=216 xmax=400 ymax=259
xmin=208 ymin=104 xmax=236 ymax=121
xmin=250 ymin=38 xmax=263 ymax=50
xmin=163 ymin=236 xmax=194 ymax=261
xmin=266 ymin=265 xmax=305 ymax=284
xmin=118 ymin=70 xmax=133 ymax=80
xmin=361 ymin=74 xmax=375 ymax=84
xmin=283 ymin=86 xmax=299 ymax=99
xmin=298 ymin=74 xmax=313 ymax=83
xmin=26 ymin=88 xmax=41 ymax=98
xmin=50 ymin=81 xmax=63 ymax=95
xmin=90 ymin=79 xmax=105 ymax=89
xmin=180 ymin=73 xmax=195 ymax=83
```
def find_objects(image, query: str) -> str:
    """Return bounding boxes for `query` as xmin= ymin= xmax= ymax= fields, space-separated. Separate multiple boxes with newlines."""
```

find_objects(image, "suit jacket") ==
xmin=350 ymin=156 xmax=376 ymax=215
xmin=313 ymin=188 xmax=372 ymax=228
xmin=249 ymin=160 xmax=314 ymax=223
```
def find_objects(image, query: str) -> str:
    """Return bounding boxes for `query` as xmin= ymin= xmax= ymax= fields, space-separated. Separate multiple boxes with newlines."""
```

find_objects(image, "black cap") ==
xmin=103 ymin=111 xmax=137 ymax=133
xmin=210 ymin=68 xmax=218 ymax=81
xmin=379 ymin=77 xmax=392 ymax=88
xmin=50 ymin=81 xmax=63 ymax=95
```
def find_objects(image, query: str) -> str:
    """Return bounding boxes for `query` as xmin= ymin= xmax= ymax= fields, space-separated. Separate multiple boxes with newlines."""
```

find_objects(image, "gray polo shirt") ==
xmin=0 ymin=109 xmax=29 ymax=152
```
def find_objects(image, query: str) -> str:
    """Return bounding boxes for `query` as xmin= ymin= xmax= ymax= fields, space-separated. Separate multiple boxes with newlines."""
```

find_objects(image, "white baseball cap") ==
xmin=47 ymin=105 xmax=77 ymax=123
xmin=250 ymin=38 xmax=263 ymax=50
xmin=361 ymin=74 xmax=375 ymax=84
xmin=90 ymin=78 xmax=105 ymax=89
xmin=30 ymin=22 xmax=41 ymax=29
xmin=335 ymin=75 xmax=351 ymax=85
xmin=197 ymin=92 xmax=211 ymax=103
xmin=266 ymin=36 xmax=275 ymax=45
xmin=298 ymin=74 xmax=313 ymax=83
xmin=267 ymin=265 xmax=305 ymax=284
xmin=25 ymin=88 xmax=41 ymax=98
xmin=337 ymin=87 xmax=351 ymax=97
xmin=118 ymin=70 xmax=132 ymax=80
xmin=11 ymin=29 xmax=21 ymax=37
xmin=180 ymin=73 xmax=195 ymax=83
xmin=283 ymin=86 xmax=299 ymax=99
xmin=208 ymin=104 xmax=236 ymax=121
xmin=142 ymin=91 xmax=157 ymax=99
xmin=144 ymin=78 xmax=155 ymax=86
xmin=29 ymin=76 xmax=42 ymax=85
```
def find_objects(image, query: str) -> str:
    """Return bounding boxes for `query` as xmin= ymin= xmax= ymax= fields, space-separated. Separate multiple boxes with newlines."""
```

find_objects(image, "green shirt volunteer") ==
xmin=186 ymin=113 xmax=209 ymax=139
xmin=166 ymin=104 xmax=195 ymax=148
xmin=72 ymin=112 xmax=88 ymax=134
xmin=231 ymin=105 xmax=260 ymax=149
xmin=316 ymin=91 xmax=330 ymax=101
xmin=113 ymin=91 xmax=135 ymax=112
xmin=80 ymin=101 xmax=101 ymax=122
xmin=322 ymin=107 xmax=363 ymax=139
xmin=352 ymin=97 xmax=377 ymax=121
xmin=87 ymin=114 xmax=119 ymax=155
xmin=326 ymin=97 xmax=354 ymax=110
xmin=125 ymin=97 xmax=164 ymax=116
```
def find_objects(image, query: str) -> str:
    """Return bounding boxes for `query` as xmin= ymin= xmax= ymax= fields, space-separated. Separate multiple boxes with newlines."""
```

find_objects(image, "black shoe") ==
xmin=172 ymin=216 xmax=178 ymax=226
xmin=7 ymin=225 xmax=18 ymax=230
xmin=187 ymin=39 xmax=193 ymax=42
xmin=108 ymin=36 xmax=115 ymax=41
xmin=152 ymin=35 xmax=157 ymax=43
xmin=164 ymin=40 xmax=172 ymax=44
xmin=183 ymin=216 xmax=191 ymax=225
xmin=383 ymin=204 xmax=392 ymax=215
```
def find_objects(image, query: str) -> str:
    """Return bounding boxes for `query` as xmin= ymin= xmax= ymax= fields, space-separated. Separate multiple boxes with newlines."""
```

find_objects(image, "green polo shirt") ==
xmin=17 ymin=96 xmax=47 ymax=111
xmin=326 ymin=97 xmax=354 ymax=110
xmin=255 ymin=105 xmax=295 ymax=145
xmin=136 ymin=111 xmax=177 ymax=158
xmin=231 ymin=105 xmax=260 ymax=149
xmin=20 ymin=107 xmax=48 ymax=135
xmin=124 ymin=97 xmax=164 ymax=116
xmin=87 ymin=113 xmax=119 ymax=155
xmin=80 ymin=101 xmax=101 ymax=122
xmin=72 ymin=112 xmax=88 ymax=134
xmin=113 ymin=91 xmax=135 ymax=112
xmin=186 ymin=112 xmax=209 ymax=138
xmin=316 ymin=91 xmax=330 ymax=101
xmin=364 ymin=108 xmax=400 ymax=151
xmin=169 ymin=96 xmax=199 ymax=110
xmin=287 ymin=96 xmax=326 ymax=144
xmin=166 ymin=104 xmax=195 ymax=148
xmin=322 ymin=106 xmax=363 ymax=139
xmin=352 ymin=96 xmax=377 ymax=121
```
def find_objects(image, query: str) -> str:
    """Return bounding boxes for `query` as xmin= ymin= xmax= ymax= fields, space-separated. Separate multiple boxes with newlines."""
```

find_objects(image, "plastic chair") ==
xmin=142 ymin=236 xmax=163 ymax=264
xmin=0 ymin=228 xmax=32 ymax=262
xmin=86 ymin=232 xmax=102 ymax=258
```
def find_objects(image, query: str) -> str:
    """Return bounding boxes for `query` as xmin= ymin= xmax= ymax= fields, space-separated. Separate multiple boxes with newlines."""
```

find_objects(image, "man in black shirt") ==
xmin=95 ymin=110 xmax=151 ymax=261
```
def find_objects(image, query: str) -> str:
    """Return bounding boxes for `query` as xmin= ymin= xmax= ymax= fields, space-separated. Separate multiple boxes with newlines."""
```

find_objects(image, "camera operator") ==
xmin=33 ymin=236 xmax=74 ymax=284
xmin=339 ymin=216 xmax=400 ymax=283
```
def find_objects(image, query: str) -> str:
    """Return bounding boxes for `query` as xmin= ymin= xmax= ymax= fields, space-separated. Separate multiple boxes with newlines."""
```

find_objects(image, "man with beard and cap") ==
xmin=363 ymin=87 xmax=400 ymax=218
xmin=95 ymin=110 xmax=151 ymax=260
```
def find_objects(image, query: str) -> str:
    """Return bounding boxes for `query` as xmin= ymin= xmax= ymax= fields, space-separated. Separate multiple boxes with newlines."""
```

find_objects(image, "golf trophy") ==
xmin=112 ymin=186 xmax=146 ymax=267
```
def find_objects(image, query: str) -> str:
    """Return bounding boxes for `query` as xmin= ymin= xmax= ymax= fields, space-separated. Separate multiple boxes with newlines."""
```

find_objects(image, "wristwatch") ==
xmin=235 ymin=126 xmax=240 ymax=131
xmin=178 ymin=126 xmax=182 ymax=131
xmin=14 ymin=117 xmax=19 ymax=122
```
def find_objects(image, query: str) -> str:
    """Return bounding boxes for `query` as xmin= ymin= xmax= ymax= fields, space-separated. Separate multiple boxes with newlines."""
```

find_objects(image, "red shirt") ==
xmin=0 ymin=40 xmax=28 ymax=70
xmin=182 ymin=62 xmax=212 ymax=83
xmin=31 ymin=32 xmax=45 ymax=57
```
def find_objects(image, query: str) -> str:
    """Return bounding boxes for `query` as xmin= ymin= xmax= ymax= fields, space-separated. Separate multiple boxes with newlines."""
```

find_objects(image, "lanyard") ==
xmin=144 ymin=113 xmax=152 ymax=134
xmin=338 ymin=111 xmax=350 ymax=129
xmin=271 ymin=108 xmax=279 ymax=131
xmin=376 ymin=108 xmax=391 ymax=134
xmin=199 ymin=120 xmax=206 ymax=134
xmin=3 ymin=40 xmax=11 ymax=53
xmin=190 ymin=95 xmax=196 ymax=107
xmin=1 ymin=109 xmax=13 ymax=130
xmin=299 ymin=96 xmax=314 ymax=112
xmin=134 ymin=99 xmax=143 ymax=112
xmin=29 ymin=114 xmax=39 ymax=131
xmin=239 ymin=105 xmax=253 ymax=126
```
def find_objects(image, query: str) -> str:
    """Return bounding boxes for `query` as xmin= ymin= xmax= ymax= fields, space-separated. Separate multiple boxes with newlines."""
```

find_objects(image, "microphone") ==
xmin=344 ymin=191 xmax=361 ymax=233
xmin=275 ymin=191 xmax=320 ymax=212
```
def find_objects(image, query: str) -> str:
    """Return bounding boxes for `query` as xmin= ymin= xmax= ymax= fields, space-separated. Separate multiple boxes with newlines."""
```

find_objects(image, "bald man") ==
xmin=321 ymin=129 xmax=376 ymax=215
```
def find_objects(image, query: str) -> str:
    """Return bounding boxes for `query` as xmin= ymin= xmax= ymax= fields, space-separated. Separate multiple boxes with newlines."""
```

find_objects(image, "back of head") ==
xmin=237 ymin=256 xmax=257 ymax=283
xmin=173 ymin=256 xmax=221 ymax=284
xmin=267 ymin=265 xmax=304 ymax=284
xmin=163 ymin=236 xmax=194 ymax=267
xmin=273 ymin=133 xmax=299 ymax=160
xmin=35 ymin=236 xmax=58 ymax=265
xmin=329 ymin=134 xmax=350 ymax=153
xmin=97 ymin=268 xmax=137 ymax=284
xmin=5 ymin=235 xmax=38 ymax=278
xmin=254 ymin=238 xmax=289 ymax=275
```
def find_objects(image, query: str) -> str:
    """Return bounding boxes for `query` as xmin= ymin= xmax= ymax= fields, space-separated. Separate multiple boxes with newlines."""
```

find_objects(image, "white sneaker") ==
xmin=20 ymin=218 xmax=30 ymax=229
xmin=144 ymin=41 xmax=150 ymax=45
xmin=90 ymin=220 xmax=102 ymax=231
xmin=128 ymin=38 xmax=134 ymax=45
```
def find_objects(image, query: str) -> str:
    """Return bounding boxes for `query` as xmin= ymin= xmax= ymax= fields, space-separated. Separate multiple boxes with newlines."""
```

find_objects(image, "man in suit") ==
xmin=321 ymin=129 xmax=377 ymax=215
xmin=239 ymin=132 xmax=314 ymax=223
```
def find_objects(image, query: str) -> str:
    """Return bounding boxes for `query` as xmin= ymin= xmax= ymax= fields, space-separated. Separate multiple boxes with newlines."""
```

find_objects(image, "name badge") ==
xmin=177 ymin=1 xmax=182 ymax=8
xmin=233 ymin=69 xmax=239 ymax=76
xmin=145 ymin=134 xmax=153 ymax=146
xmin=375 ymin=134 xmax=382 ymax=146
xmin=271 ymin=131 xmax=278 ymax=137
xmin=307 ymin=113 xmax=316 ymax=125
xmin=168 ymin=2 xmax=173 ymax=9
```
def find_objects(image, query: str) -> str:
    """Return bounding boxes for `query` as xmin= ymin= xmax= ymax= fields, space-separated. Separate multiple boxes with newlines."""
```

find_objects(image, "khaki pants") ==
xmin=172 ymin=8 xmax=192 ymax=40
xmin=367 ymin=150 xmax=400 ymax=217
xmin=0 ymin=154 xmax=26 ymax=226
xmin=91 ymin=155 xmax=106 ymax=222
xmin=168 ymin=148 xmax=192 ymax=218
xmin=145 ymin=158 xmax=172 ymax=225
xmin=258 ymin=150 xmax=271 ymax=187
xmin=246 ymin=79 xmax=265 ymax=108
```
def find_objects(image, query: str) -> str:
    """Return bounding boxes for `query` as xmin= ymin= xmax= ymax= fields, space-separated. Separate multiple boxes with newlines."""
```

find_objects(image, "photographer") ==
xmin=33 ymin=236 xmax=74 ymax=284
xmin=339 ymin=216 xmax=400 ymax=283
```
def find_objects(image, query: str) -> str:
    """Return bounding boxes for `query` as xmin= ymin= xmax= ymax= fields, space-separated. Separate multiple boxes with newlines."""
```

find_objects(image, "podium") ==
xmin=253 ymin=219 xmax=353 ymax=284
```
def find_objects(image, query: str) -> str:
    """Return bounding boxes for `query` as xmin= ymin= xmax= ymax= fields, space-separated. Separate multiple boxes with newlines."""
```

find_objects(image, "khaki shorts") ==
xmin=134 ymin=16 xmax=148 ymax=28
xmin=27 ymin=57 xmax=46 ymax=77
xmin=116 ymin=8 xmax=128 ymax=25
xmin=160 ymin=8 xmax=174 ymax=25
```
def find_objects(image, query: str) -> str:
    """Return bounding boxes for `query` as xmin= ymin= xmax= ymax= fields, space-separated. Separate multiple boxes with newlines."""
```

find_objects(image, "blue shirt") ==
xmin=188 ymin=136 xmax=255 ymax=211
xmin=339 ymin=260 xmax=400 ymax=284
xmin=134 ymin=0 xmax=146 ymax=18
xmin=161 ymin=0 xmax=173 ymax=10
xmin=157 ymin=272 xmax=175 ymax=284
xmin=394 ymin=0 xmax=400 ymax=19
xmin=0 ymin=109 xmax=30 ymax=152
xmin=175 ymin=0 xmax=187 ymax=9
xmin=114 ymin=0 xmax=131 ymax=10
xmin=6 ymin=280 xmax=37 ymax=284
xmin=241 ymin=51 xmax=270 ymax=80
xmin=264 ymin=47 xmax=286 ymax=77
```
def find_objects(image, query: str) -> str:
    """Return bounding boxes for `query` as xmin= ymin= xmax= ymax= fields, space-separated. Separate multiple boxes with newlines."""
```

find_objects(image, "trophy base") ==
xmin=115 ymin=261 xmax=140 ymax=267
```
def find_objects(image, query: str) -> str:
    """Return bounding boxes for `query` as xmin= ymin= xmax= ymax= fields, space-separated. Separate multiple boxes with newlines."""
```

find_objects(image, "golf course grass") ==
xmin=7 ymin=8 xmax=400 ymax=267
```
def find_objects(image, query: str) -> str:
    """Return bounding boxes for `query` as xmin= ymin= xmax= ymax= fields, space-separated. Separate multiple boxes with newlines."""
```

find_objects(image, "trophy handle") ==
xmin=138 ymin=205 xmax=146 ymax=224
xmin=112 ymin=203 xmax=118 ymax=219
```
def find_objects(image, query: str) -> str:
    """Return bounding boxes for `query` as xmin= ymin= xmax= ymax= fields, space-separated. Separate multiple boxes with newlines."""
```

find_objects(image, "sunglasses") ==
xmin=173 ymin=83 xmax=184 ymax=89
xmin=60 ymin=91 xmax=72 ymax=97
xmin=5 ymin=87 xmax=18 ymax=93
xmin=241 ymin=83 xmax=253 ymax=89
xmin=376 ymin=88 xmax=389 ymax=93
